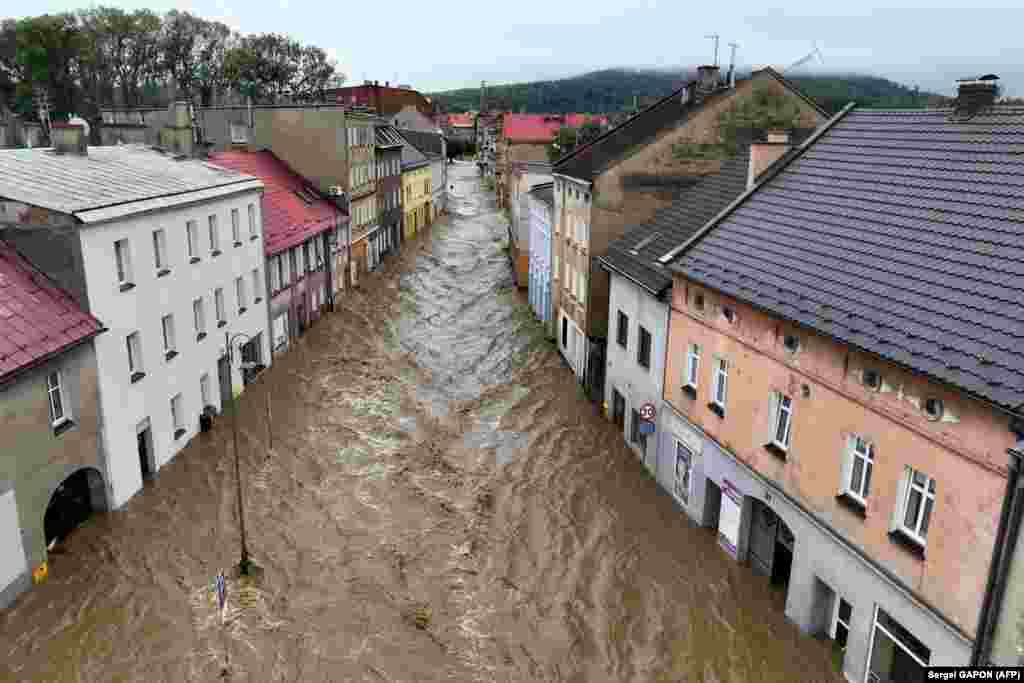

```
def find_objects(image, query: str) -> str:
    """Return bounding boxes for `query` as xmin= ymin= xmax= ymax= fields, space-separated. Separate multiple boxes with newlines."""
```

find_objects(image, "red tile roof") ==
xmin=0 ymin=241 xmax=103 ymax=383
xmin=502 ymin=113 xmax=609 ymax=143
xmin=207 ymin=151 xmax=344 ymax=257
xmin=447 ymin=113 xmax=474 ymax=128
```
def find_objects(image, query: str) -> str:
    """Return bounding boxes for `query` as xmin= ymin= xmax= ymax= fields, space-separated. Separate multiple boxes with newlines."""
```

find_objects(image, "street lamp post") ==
xmin=226 ymin=331 xmax=257 ymax=575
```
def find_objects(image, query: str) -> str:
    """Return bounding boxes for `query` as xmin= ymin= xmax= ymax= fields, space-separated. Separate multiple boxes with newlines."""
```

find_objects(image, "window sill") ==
xmin=164 ymin=350 xmax=178 ymax=361
xmin=174 ymin=428 xmax=186 ymax=440
xmin=157 ymin=268 xmax=171 ymax=278
xmin=52 ymin=419 xmax=75 ymax=437
xmin=238 ymin=307 xmax=247 ymax=315
xmin=708 ymin=402 xmax=725 ymax=418
xmin=233 ymin=241 xmax=242 ymax=248
xmin=254 ymin=297 xmax=263 ymax=304
xmin=682 ymin=385 xmax=697 ymax=400
xmin=211 ymin=250 xmax=222 ymax=257
xmin=217 ymin=321 xmax=227 ymax=329
xmin=196 ymin=332 xmax=207 ymax=342
xmin=250 ymin=234 xmax=259 ymax=241
xmin=190 ymin=256 xmax=201 ymax=264
xmin=764 ymin=442 xmax=788 ymax=461
xmin=119 ymin=282 xmax=135 ymax=292
xmin=888 ymin=528 xmax=926 ymax=560
xmin=130 ymin=371 xmax=146 ymax=384
xmin=836 ymin=492 xmax=867 ymax=519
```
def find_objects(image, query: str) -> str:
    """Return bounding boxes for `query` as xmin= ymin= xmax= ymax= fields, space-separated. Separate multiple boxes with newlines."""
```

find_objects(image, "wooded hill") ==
xmin=432 ymin=68 xmax=947 ymax=115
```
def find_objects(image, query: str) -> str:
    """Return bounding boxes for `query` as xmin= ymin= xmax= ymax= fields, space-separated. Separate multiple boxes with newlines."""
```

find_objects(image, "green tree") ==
xmin=11 ymin=13 xmax=84 ymax=118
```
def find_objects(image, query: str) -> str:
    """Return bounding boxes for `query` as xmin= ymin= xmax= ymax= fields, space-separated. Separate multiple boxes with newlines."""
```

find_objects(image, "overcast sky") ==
xmin=8 ymin=0 xmax=1024 ymax=96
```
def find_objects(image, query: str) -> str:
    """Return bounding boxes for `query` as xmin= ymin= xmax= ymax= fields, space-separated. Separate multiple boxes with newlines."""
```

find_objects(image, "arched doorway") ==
xmin=43 ymin=468 xmax=106 ymax=547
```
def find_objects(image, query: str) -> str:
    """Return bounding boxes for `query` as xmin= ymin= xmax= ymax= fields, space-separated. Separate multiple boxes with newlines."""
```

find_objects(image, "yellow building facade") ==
xmin=401 ymin=163 xmax=431 ymax=240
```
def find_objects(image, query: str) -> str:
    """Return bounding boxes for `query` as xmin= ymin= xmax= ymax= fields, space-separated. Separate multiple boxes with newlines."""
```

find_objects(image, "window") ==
xmin=712 ymin=357 xmax=729 ymax=411
xmin=152 ymin=230 xmax=169 ymax=273
xmin=186 ymin=220 xmax=200 ymax=262
xmin=831 ymin=597 xmax=852 ymax=662
xmin=47 ymin=371 xmax=69 ymax=427
xmin=867 ymin=608 xmax=930 ymax=682
xmin=314 ymin=238 xmax=324 ymax=269
xmin=783 ymin=334 xmax=801 ymax=354
xmin=840 ymin=435 xmax=875 ymax=506
xmin=721 ymin=306 xmax=736 ymax=324
xmin=252 ymin=269 xmax=262 ymax=303
xmin=674 ymin=441 xmax=693 ymax=504
xmin=191 ymin=298 xmax=207 ymax=340
xmin=899 ymin=467 xmax=936 ymax=545
xmin=248 ymin=204 xmax=257 ymax=238
xmin=616 ymin=311 xmax=629 ymax=348
xmin=768 ymin=391 xmax=794 ymax=452
xmin=208 ymin=215 xmax=220 ymax=255
xmin=578 ymin=271 xmax=586 ymax=304
xmin=272 ymin=314 xmax=287 ymax=349
xmin=114 ymin=239 xmax=133 ymax=288
xmin=127 ymin=332 xmax=144 ymax=381
xmin=231 ymin=208 xmax=241 ymax=245
xmin=236 ymin=276 xmax=247 ymax=313
xmin=923 ymin=398 xmax=944 ymax=421
xmin=161 ymin=314 xmax=177 ymax=359
xmin=215 ymin=288 xmax=226 ymax=326
xmin=200 ymin=373 xmax=211 ymax=408
xmin=170 ymin=393 xmax=185 ymax=439
xmin=686 ymin=343 xmax=701 ymax=389
xmin=637 ymin=326 xmax=652 ymax=370
xmin=269 ymin=256 xmax=281 ymax=292
xmin=290 ymin=249 xmax=299 ymax=279
xmin=692 ymin=291 xmax=705 ymax=313
xmin=303 ymin=243 xmax=312 ymax=273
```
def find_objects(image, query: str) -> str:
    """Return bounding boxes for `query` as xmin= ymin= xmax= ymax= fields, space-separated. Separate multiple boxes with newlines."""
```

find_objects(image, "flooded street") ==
xmin=1 ymin=162 xmax=843 ymax=683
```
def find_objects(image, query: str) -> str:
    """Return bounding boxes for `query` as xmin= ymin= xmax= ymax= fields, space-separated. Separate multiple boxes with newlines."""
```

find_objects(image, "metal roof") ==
xmin=0 ymin=144 xmax=262 ymax=224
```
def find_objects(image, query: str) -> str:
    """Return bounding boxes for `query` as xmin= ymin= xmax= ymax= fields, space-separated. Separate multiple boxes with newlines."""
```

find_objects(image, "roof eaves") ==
xmin=657 ymin=102 xmax=857 ymax=266
xmin=596 ymin=252 xmax=667 ymax=298
xmin=74 ymin=179 xmax=265 ymax=225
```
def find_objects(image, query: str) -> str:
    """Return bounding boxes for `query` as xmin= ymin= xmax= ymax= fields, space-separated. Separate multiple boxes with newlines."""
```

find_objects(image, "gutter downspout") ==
xmin=973 ymin=442 xmax=1024 ymax=665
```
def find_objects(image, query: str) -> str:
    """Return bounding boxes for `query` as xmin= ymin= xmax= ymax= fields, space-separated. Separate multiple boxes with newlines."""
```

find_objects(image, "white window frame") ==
xmin=248 ymin=204 xmax=257 ymax=238
xmin=47 ymin=370 xmax=69 ymax=426
xmin=215 ymin=288 xmax=226 ymax=323
xmin=673 ymin=440 xmax=692 ymax=504
xmin=841 ymin=435 xmax=875 ymax=504
xmin=713 ymin=357 xmax=729 ymax=409
xmin=193 ymin=298 xmax=206 ymax=337
xmin=866 ymin=606 xmax=931 ymax=681
xmin=898 ymin=467 xmax=936 ymax=545
xmin=269 ymin=256 xmax=281 ymax=292
xmin=768 ymin=391 xmax=794 ymax=450
xmin=161 ymin=314 xmax=176 ymax=354
xmin=231 ymin=208 xmax=241 ymax=245
xmin=252 ymin=268 xmax=262 ymax=302
xmin=114 ymin=239 xmax=132 ymax=286
xmin=686 ymin=343 xmax=701 ymax=389
xmin=170 ymin=393 xmax=184 ymax=435
xmin=152 ymin=229 xmax=168 ymax=271
xmin=127 ymin=331 xmax=143 ymax=375
xmin=208 ymin=214 xmax=219 ymax=253
xmin=186 ymin=220 xmax=199 ymax=260
xmin=235 ymin=276 xmax=246 ymax=312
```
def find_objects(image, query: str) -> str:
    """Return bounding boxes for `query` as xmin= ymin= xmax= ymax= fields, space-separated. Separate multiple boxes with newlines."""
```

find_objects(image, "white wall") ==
xmin=430 ymin=158 xmax=446 ymax=214
xmin=604 ymin=272 xmax=669 ymax=472
xmin=79 ymin=190 xmax=271 ymax=509
xmin=0 ymin=489 xmax=28 ymax=604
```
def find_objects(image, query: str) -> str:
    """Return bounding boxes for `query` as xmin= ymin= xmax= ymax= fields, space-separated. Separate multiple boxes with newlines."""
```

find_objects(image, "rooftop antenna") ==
xmin=727 ymin=41 xmax=739 ymax=87
xmin=785 ymin=42 xmax=824 ymax=72
xmin=705 ymin=34 xmax=720 ymax=66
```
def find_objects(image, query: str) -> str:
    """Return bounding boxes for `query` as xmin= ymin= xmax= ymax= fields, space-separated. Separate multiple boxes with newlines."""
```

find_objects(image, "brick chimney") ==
xmin=747 ymin=130 xmax=790 ymax=188
xmin=50 ymin=123 xmax=87 ymax=156
xmin=696 ymin=65 xmax=721 ymax=92
xmin=954 ymin=74 xmax=1000 ymax=117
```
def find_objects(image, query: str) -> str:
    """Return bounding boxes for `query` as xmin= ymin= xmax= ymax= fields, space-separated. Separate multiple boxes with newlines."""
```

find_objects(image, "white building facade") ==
xmin=527 ymin=185 xmax=553 ymax=328
xmin=80 ymin=192 xmax=271 ymax=508
xmin=430 ymin=153 xmax=447 ymax=220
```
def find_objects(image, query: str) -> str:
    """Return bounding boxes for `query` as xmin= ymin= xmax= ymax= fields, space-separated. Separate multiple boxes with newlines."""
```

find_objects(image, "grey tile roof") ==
xmin=599 ymin=148 xmax=752 ymax=296
xmin=397 ymin=129 xmax=444 ymax=159
xmin=376 ymin=125 xmax=405 ymax=147
xmin=554 ymin=67 xmax=828 ymax=182
xmin=0 ymin=144 xmax=258 ymax=219
xmin=668 ymin=106 xmax=1024 ymax=413
xmin=400 ymin=136 xmax=429 ymax=169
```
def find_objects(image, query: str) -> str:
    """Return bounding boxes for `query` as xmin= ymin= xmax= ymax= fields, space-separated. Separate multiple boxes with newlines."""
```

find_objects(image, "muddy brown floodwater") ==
xmin=1 ymin=163 xmax=844 ymax=683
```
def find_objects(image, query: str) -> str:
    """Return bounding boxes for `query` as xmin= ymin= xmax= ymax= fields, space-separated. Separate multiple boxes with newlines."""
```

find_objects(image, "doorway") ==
xmin=218 ymin=355 xmax=232 ymax=406
xmin=611 ymin=388 xmax=625 ymax=430
xmin=43 ymin=468 xmax=106 ymax=547
xmin=136 ymin=419 xmax=154 ymax=482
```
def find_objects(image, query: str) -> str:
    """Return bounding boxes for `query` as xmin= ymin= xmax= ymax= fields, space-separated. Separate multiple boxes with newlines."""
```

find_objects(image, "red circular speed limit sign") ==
xmin=640 ymin=403 xmax=656 ymax=421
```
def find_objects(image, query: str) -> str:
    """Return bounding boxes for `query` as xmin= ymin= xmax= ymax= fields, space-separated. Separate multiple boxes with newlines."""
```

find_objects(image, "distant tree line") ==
xmin=0 ymin=8 xmax=342 ymax=123
xmin=433 ymin=68 xmax=945 ymax=116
